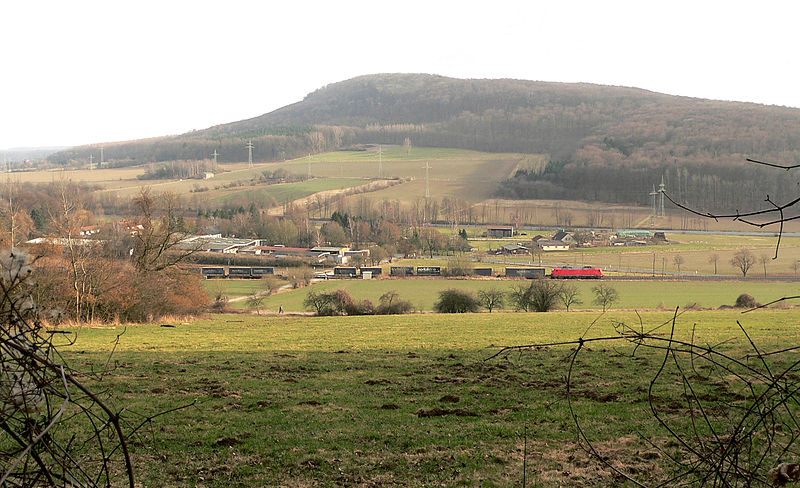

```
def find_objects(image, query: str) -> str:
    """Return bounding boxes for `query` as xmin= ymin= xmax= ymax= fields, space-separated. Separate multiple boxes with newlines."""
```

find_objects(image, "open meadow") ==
xmin=60 ymin=309 xmax=800 ymax=486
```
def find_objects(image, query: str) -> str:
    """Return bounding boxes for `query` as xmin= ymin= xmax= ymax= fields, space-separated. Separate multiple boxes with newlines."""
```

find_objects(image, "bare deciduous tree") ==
xmin=731 ymin=248 xmax=756 ymax=278
xmin=592 ymin=284 xmax=618 ymax=311
xmin=477 ymin=288 xmax=505 ymax=313
xmin=557 ymin=283 xmax=583 ymax=311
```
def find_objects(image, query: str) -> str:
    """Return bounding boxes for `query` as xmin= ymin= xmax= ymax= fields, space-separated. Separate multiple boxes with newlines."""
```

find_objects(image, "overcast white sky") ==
xmin=2 ymin=0 xmax=799 ymax=150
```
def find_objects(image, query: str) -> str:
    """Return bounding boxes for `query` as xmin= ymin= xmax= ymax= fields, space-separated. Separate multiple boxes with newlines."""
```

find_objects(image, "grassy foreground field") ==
xmin=242 ymin=278 xmax=799 ymax=312
xmin=60 ymin=309 xmax=800 ymax=486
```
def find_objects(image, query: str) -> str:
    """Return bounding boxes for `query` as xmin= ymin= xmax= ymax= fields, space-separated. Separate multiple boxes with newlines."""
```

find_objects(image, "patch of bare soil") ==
xmin=415 ymin=407 xmax=478 ymax=418
xmin=511 ymin=438 xmax=667 ymax=486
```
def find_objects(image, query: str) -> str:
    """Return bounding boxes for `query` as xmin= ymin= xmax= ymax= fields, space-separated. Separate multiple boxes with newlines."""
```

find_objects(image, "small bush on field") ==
xmin=508 ymin=279 xmax=561 ymax=312
xmin=735 ymin=293 xmax=760 ymax=308
xmin=303 ymin=289 xmax=380 ymax=316
xmin=376 ymin=290 xmax=413 ymax=315
xmin=345 ymin=299 xmax=375 ymax=316
xmin=434 ymin=289 xmax=480 ymax=313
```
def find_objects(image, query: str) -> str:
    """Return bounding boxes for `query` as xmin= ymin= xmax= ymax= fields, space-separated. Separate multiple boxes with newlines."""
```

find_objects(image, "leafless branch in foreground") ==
xmin=489 ymin=309 xmax=800 ymax=486
xmin=0 ymin=248 xmax=191 ymax=487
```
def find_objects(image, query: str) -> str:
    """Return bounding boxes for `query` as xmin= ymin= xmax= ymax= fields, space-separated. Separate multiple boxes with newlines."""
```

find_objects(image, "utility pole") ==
xmin=246 ymin=140 xmax=254 ymax=169
xmin=649 ymin=184 xmax=658 ymax=216
xmin=99 ymin=146 xmax=104 ymax=167
xmin=378 ymin=144 xmax=382 ymax=178
xmin=658 ymin=175 xmax=666 ymax=217
xmin=212 ymin=149 xmax=218 ymax=168
xmin=307 ymin=153 xmax=311 ymax=179
xmin=88 ymin=154 xmax=94 ymax=170
xmin=424 ymin=161 xmax=430 ymax=199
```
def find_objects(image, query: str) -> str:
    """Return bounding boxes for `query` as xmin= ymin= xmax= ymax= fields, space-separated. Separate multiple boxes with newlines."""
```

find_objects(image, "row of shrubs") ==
xmin=303 ymin=289 xmax=414 ymax=316
xmin=435 ymin=281 xmax=619 ymax=313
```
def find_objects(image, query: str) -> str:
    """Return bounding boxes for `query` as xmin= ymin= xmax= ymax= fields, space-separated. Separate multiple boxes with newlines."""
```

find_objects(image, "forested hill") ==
xmin=49 ymin=74 xmax=800 ymax=210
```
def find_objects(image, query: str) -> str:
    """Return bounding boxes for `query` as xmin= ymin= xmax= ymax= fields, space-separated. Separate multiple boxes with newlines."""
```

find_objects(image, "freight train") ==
xmin=200 ymin=266 xmax=275 ymax=279
xmin=200 ymin=265 xmax=602 ymax=279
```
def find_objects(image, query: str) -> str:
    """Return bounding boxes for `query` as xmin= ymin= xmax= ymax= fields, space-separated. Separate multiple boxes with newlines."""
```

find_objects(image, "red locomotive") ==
xmin=550 ymin=266 xmax=603 ymax=279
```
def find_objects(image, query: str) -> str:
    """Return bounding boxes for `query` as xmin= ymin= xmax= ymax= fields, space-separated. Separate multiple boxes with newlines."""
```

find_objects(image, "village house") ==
xmin=552 ymin=230 xmax=575 ymax=245
xmin=537 ymin=240 xmax=570 ymax=251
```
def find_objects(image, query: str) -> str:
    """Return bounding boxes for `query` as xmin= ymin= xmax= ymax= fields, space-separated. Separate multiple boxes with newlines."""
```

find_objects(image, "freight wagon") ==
xmin=201 ymin=267 xmax=226 ymax=278
xmin=390 ymin=266 xmax=415 ymax=276
xmin=333 ymin=267 xmax=359 ymax=277
xmin=505 ymin=267 xmax=546 ymax=278
xmin=416 ymin=266 xmax=441 ymax=276
xmin=228 ymin=267 xmax=254 ymax=278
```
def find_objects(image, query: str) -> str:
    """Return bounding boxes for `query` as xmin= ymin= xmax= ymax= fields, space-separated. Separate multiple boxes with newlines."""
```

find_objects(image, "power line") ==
xmin=245 ymin=140 xmax=254 ymax=169
xmin=378 ymin=144 xmax=382 ymax=178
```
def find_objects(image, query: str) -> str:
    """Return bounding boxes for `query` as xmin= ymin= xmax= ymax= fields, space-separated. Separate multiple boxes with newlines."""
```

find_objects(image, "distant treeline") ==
xmin=496 ymin=159 xmax=800 ymax=213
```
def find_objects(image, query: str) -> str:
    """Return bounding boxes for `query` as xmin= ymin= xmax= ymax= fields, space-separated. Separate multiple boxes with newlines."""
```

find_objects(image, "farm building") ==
xmin=309 ymin=246 xmax=349 ymax=256
xmin=487 ymin=225 xmax=514 ymax=238
xmin=80 ymin=225 xmax=99 ymax=236
xmin=616 ymin=230 xmax=653 ymax=238
xmin=537 ymin=240 xmax=570 ymax=251
xmin=190 ymin=238 xmax=259 ymax=253
xmin=497 ymin=243 xmax=529 ymax=255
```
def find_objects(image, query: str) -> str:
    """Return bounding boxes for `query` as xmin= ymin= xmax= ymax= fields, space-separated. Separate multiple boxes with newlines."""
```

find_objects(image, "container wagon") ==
xmin=360 ymin=267 xmax=382 ymax=276
xmin=416 ymin=266 xmax=441 ymax=276
xmin=505 ymin=267 xmax=546 ymax=278
xmin=201 ymin=267 xmax=226 ymax=279
xmin=228 ymin=267 xmax=254 ymax=278
xmin=390 ymin=266 xmax=415 ymax=276
xmin=550 ymin=267 xmax=603 ymax=279
xmin=251 ymin=266 xmax=275 ymax=277
xmin=333 ymin=267 xmax=358 ymax=277
xmin=472 ymin=267 xmax=493 ymax=276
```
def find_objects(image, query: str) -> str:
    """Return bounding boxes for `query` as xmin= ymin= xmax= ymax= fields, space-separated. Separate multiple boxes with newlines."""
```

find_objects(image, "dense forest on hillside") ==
xmin=49 ymin=74 xmax=800 ymax=210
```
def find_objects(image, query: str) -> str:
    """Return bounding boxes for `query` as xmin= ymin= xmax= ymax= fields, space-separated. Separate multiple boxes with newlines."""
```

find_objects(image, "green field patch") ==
xmin=209 ymin=177 xmax=366 ymax=206
xmin=258 ymin=278 xmax=800 ymax=312
xmin=57 ymin=310 xmax=800 ymax=486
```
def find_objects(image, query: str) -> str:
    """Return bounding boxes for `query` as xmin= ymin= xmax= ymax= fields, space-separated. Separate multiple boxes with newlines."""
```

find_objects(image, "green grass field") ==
xmin=58 ymin=309 xmax=800 ymax=486
xmin=224 ymin=277 xmax=800 ymax=312
xmin=209 ymin=177 xmax=367 ymax=206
